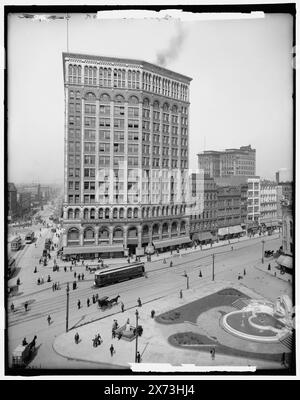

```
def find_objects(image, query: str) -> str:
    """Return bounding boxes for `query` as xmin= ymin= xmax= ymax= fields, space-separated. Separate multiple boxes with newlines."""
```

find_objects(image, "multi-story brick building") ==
xmin=190 ymin=174 xmax=217 ymax=244
xmin=216 ymin=184 xmax=247 ymax=238
xmin=197 ymin=145 xmax=256 ymax=178
xmin=62 ymin=52 xmax=193 ymax=259
xmin=277 ymin=202 xmax=293 ymax=273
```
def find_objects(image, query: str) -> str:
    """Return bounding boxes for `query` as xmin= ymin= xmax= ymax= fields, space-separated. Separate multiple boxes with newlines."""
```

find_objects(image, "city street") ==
xmin=6 ymin=208 xmax=291 ymax=369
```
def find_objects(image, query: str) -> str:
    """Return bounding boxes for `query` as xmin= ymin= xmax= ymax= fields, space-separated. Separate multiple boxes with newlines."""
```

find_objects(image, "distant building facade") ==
xmin=8 ymin=183 xmax=18 ymax=221
xmin=62 ymin=52 xmax=193 ymax=258
xmin=259 ymin=180 xmax=278 ymax=230
xmin=198 ymin=145 xmax=256 ymax=178
xmin=275 ymin=168 xmax=292 ymax=184
xmin=18 ymin=192 xmax=32 ymax=215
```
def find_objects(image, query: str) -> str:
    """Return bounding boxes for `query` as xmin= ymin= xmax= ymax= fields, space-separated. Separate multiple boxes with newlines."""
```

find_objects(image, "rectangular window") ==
xmin=99 ymin=143 xmax=110 ymax=153
xmin=99 ymin=105 xmax=110 ymax=115
xmin=99 ymin=130 xmax=110 ymax=141
xmin=114 ymin=119 xmax=125 ymax=129
xmin=128 ymin=120 xmax=139 ymax=129
xmin=75 ymin=142 xmax=81 ymax=152
xmin=99 ymin=118 xmax=110 ymax=127
xmin=128 ymin=144 xmax=139 ymax=154
xmin=114 ymin=143 xmax=125 ymax=153
xmin=84 ymin=142 xmax=96 ymax=153
xmin=68 ymin=155 xmax=74 ymax=164
xmin=75 ymin=168 xmax=80 ymax=177
xmin=114 ymin=106 xmax=125 ymax=116
xmin=75 ymin=181 xmax=80 ymax=190
xmin=84 ymin=104 xmax=96 ymax=114
xmin=128 ymin=107 xmax=139 ymax=118
xmin=69 ymin=168 xmax=74 ymax=177
xmin=84 ymin=130 xmax=96 ymax=140
xmin=68 ymin=181 xmax=74 ymax=190
xmin=98 ymin=156 xmax=110 ymax=166
xmin=114 ymin=131 xmax=124 ymax=141
xmin=128 ymin=131 xmax=139 ymax=141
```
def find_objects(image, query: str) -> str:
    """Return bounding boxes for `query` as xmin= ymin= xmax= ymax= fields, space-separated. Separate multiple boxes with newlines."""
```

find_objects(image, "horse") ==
xmin=109 ymin=295 xmax=120 ymax=305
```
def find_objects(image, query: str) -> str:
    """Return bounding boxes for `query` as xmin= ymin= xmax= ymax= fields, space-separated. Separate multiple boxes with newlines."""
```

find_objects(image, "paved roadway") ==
xmin=6 ymin=206 xmax=290 ymax=369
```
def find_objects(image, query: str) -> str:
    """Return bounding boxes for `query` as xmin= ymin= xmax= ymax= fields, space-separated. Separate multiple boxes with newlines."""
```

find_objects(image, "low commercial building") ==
xmin=8 ymin=183 xmax=18 ymax=221
xmin=276 ymin=202 xmax=293 ymax=274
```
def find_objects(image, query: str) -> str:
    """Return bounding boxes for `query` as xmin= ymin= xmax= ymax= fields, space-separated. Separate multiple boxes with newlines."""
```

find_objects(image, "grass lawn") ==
xmin=156 ymin=288 xmax=249 ymax=325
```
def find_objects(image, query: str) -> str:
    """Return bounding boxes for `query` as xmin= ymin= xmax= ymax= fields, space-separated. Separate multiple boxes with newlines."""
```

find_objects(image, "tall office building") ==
xmin=62 ymin=53 xmax=192 ymax=259
xmin=198 ymin=145 xmax=256 ymax=178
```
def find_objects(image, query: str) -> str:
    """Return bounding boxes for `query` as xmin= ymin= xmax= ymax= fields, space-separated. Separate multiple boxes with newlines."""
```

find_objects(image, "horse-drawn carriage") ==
xmin=264 ymin=250 xmax=274 ymax=257
xmin=12 ymin=336 xmax=37 ymax=368
xmin=97 ymin=295 xmax=120 ymax=309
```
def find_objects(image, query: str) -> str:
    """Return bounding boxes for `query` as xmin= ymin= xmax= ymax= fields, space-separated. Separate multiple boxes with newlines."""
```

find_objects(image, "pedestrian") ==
xmin=268 ymin=264 xmax=271 ymax=271
xmin=92 ymin=294 xmax=95 ymax=304
xmin=210 ymin=348 xmax=215 ymax=360
xmin=231 ymin=246 xmax=233 ymax=251
xmin=52 ymin=283 xmax=55 ymax=292
xmin=77 ymin=274 xmax=80 ymax=281
xmin=37 ymin=278 xmax=40 ymax=285
xmin=74 ymin=271 xmax=77 ymax=279
xmin=74 ymin=332 xmax=79 ymax=344
xmin=47 ymin=275 xmax=51 ymax=282
xmin=281 ymin=352 xmax=286 ymax=367
xmin=121 ymin=302 xmax=124 ymax=312
xmin=34 ymin=266 xmax=37 ymax=273
xmin=97 ymin=334 xmax=102 ymax=345
xmin=110 ymin=344 xmax=115 ymax=356
xmin=170 ymin=261 xmax=173 ymax=268
xmin=243 ymin=269 xmax=246 ymax=276
xmin=10 ymin=303 xmax=15 ymax=312
xmin=117 ymin=331 xmax=122 ymax=340
xmin=47 ymin=314 xmax=51 ymax=325
xmin=137 ymin=297 xmax=142 ymax=307
xmin=87 ymin=298 xmax=90 ymax=307
xmin=77 ymin=300 xmax=81 ymax=309
xmin=179 ymin=289 xmax=183 ymax=299
xmin=136 ymin=351 xmax=141 ymax=363
xmin=82 ymin=273 xmax=84 ymax=280
xmin=22 ymin=337 xmax=28 ymax=346
xmin=70 ymin=265 xmax=73 ymax=272
xmin=64 ymin=266 xmax=67 ymax=272
xmin=112 ymin=329 xmax=116 ymax=339
xmin=17 ymin=278 xmax=20 ymax=286
xmin=151 ymin=309 xmax=155 ymax=318
xmin=199 ymin=270 xmax=202 ymax=278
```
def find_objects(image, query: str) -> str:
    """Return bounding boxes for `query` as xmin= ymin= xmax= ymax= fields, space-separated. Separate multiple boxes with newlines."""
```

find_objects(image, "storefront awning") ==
xmin=218 ymin=227 xmax=229 ymax=236
xmin=228 ymin=225 xmax=243 ymax=234
xmin=153 ymin=236 xmax=191 ymax=249
xmin=276 ymin=255 xmax=293 ymax=270
xmin=193 ymin=232 xmax=213 ymax=241
xmin=63 ymin=245 xmax=124 ymax=255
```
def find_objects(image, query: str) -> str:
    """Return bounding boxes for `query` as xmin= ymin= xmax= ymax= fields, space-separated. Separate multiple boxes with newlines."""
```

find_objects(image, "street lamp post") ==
xmin=135 ymin=309 xmax=139 ymax=362
xmin=186 ymin=275 xmax=189 ymax=289
xmin=212 ymin=253 xmax=215 ymax=281
xmin=66 ymin=282 xmax=70 ymax=332
xmin=262 ymin=240 xmax=265 ymax=264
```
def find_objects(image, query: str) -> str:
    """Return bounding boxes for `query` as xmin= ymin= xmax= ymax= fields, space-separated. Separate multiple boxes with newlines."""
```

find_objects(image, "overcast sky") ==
xmin=7 ymin=11 xmax=293 ymax=184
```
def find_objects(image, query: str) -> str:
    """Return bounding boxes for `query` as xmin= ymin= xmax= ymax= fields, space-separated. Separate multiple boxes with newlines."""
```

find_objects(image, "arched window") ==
xmin=152 ymin=224 xmax=159 ymax=236
xmin=171 ymin=222 xmax=177 ymax=233
xmin=83 ymin=208 xmax=89 ymax=220
xmin=143 ymin=98 xmax=150 ymax=107
xmin=100 ymin=93 xmax=110 ymax=102
xmin=142 ymin=225 xmax=149 ymax=235
xmin=74 ymin=209 xmax=80 ymax=219
xmin=99 ymin=228 xmax=109 ymax=241
xmin=127 ymin=208 xmax=132 ymax=218
xmin=113 ymin=208 xmax=118 ymax=219
xmin=113 ymin=228 xmax=123 ymax=238
xmin=180 ymin=221 xmax=186 ymax=233
xmin=152 ymin=207 xmax=156 ymax=217
xmin=85 ymin=92 xmax=96 ymax=101
xmin=163 ymin=102 xmax=169 ymax=112
xmin=128 ymin=227 xmax=137 ymax=237
xmin=67 ymin=228 xmax=79 ymax=244
xmin=115 ymin=94 xmax=125 ymax=103
xmin=98 ymin=208 xmax=103 ymax=219
xmin=153 ymin=100 xmax=160 ymax=109
xmin=68 ymin=209 xmax=74 ymax=219
xmin=119 ymin=208 xmax=124 ymax=219
xmin=84 ymin=228 xmax=95 ymax=240
xmin=105 ymin=208 xmax=110 ymax=219
xmin=162 ymin=223 xmax=169 ymax=234
xmin=128 ymin=95 xmax=139 ymax=104
xmin=133 ymin=208 xmax=139 ymax=218
xmin=90 ymin=208 xmax=95 ymax=220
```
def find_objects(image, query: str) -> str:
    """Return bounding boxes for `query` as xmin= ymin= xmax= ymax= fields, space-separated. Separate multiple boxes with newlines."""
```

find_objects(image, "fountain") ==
xmin=221 ymin=295 xmax=294 ymax=343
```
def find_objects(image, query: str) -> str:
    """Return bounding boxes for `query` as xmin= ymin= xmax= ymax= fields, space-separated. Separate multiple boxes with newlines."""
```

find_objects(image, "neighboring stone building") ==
xmin=18 ymin=192 xmax=32 ymax=215
xmin=277 ymin=202 xmax=293 ymax=273
xmin=197 ymin=145 xmax=256 ymax=178
xmin=62 ymin=52 xmax=193 ymax=258
xmin=276 ymin=182 xmax=293 ymax=220
xmin=8 ymin=183 xmax=18 ymax=221
xmin=260 ymin=180 xmax=279 ymax=231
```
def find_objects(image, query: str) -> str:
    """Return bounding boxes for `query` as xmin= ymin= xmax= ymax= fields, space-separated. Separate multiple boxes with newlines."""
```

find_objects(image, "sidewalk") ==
xmin=53 ymin=281 xmax=285 ymax=371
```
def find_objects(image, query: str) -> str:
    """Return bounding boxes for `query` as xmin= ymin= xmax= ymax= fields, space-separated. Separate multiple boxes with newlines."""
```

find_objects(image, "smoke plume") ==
xmin=156 ymin=24 xmax=186 ymax=67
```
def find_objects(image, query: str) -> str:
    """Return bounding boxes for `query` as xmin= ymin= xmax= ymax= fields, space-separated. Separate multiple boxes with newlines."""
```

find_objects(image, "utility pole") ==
xmin=66 ymin=282 xmax=70 ymax=332
xmin=262 ymin=240 xmax=265 ymax=264
xmin=186 ymin=275 xmax=189 ymax=289
xmin=135 ymin=309 xmax=139 ymax=362
xmin=212 ymin=253 xmax=215 ymax=281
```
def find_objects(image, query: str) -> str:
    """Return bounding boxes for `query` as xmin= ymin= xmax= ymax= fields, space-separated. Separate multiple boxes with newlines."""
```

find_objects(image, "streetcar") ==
xmin=11 ymin=236 xmax=22 ymax=251
xmin=94 ymin=262 xmax=145 ymax=287
xmin=25 ymin=231 xmax=35 ymax=244
xmin=8 ymin=256 xmax=16 ymax=278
